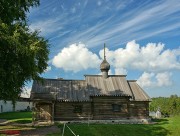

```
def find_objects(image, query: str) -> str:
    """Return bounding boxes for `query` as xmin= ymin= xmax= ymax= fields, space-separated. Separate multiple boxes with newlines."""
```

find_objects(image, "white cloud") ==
xmin=80 ymin=0 xmax=180 ymax=48
xmin=99 ymin=40 xmax=180 ymax=73
xmin=156 ymin=72 xmax=173 ymax=87
xmin=52 ymin=40 xmax=179 ymax=73
xmin=21 ymin=87 xmax=31 ymax=98
xmin=29 ymin=18 xmax=63 ymax=36
xmin=44 ymin=66 xmax=51 ymax=72
xmin=137 ymin=72 xmax=172 ymax=88
xmin=115 ymin=68 xmax=127 ymax=75
xmin=52 ymin=43 xmax=101 ymax=72
xmin=137 ymin=72 xmax=155 ymax=87
xmin=28 ymin=0 xmax=180 ymax=50
xmin=52 ymin=41 xmax=179 ymax=88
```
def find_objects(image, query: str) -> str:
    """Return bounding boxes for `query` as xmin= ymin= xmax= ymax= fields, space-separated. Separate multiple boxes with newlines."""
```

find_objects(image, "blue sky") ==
xmin=24 ymin=0 xmax=180 ymax=98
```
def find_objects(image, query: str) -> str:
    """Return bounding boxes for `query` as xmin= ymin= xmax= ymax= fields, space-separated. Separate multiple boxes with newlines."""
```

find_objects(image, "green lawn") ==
xmin=0 ymin=111 xmax=32 ymax=124
xmin=55 ymin=116 xmax=180 ymax=136
xmin=0 ymin=111 xmax=34 ymax=134
xmin=0 ymin=112 xmax=180 ymax=136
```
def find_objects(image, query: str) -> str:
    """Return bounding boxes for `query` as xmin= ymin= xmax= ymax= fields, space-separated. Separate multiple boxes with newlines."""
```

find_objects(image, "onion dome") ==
xmin=100 ymin=59 xmax=110 ymax=72
xmin=100 ymin=43 xmax=110 ymax=78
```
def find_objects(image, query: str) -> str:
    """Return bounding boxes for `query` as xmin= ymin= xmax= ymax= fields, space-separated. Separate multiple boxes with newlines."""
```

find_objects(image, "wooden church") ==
xmin=31 ymin=45 xmax=151 ymax=123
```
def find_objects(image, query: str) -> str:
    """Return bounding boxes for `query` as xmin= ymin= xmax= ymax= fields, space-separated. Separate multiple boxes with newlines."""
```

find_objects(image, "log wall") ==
xmin=129 ymin=101 xmax=149 ymax=119
xmin=35 ymin=97 xmax=150 ymax=121
xmin=92 ymin=96 xmax=130 ymax=120
xmin=54 ymin=102 xmax=91 ymax=121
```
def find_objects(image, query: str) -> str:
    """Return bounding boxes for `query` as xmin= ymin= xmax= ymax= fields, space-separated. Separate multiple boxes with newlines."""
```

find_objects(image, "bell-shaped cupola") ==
xmin=100 ymin=43 xmax=110 ymax=78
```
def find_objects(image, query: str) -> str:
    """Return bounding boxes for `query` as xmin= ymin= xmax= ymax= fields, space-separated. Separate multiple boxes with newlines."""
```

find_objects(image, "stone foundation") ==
xmin=56 ymin=118 xmax=152 ymax=124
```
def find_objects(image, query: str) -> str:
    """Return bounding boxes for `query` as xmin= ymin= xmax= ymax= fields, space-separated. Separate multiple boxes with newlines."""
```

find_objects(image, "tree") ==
xmin=0 ymin=0 xmax=39 ymax=24
xmin=150 ymin=96 xmax=180 ymax=116
xmin=0 ymin=0 xmax=49 ymax=104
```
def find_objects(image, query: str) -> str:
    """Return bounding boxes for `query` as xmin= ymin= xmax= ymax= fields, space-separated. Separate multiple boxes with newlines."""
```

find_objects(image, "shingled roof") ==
xmin=31 ymin=75 xmax=151 ymax=101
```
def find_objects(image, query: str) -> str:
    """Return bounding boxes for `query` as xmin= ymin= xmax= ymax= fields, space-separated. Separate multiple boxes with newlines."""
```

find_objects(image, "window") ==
xmin=112 ymin=104 xmax=121 ymax=112
xmin=73 ymin=105 xmax=82 ymax=113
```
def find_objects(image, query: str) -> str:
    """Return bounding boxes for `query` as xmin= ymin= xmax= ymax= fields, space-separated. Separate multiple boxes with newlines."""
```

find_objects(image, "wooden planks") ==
xmin=54 ymin=102 xmax=91 ymax=121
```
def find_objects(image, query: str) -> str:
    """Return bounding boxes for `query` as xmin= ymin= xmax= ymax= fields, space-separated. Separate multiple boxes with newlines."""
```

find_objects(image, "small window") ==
xmin=73 ymin=105 xmax=82 ymax=113
xmin=112 ymin=104 xmax=121 ymax=112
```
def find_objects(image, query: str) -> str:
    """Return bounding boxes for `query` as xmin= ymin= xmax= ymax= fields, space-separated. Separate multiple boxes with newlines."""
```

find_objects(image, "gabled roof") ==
xmin=127 ymin=80 xmax=151 ymax=101
xmin=31 ymin=75 xmax=151 ymax=101
xmin=31 ymin=79 xmax=88 ymax=101
xmin=85 ymin=75 xmax=132 ymax=96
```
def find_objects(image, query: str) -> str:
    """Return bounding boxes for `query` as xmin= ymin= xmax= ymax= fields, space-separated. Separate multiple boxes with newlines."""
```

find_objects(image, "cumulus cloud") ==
xmin=156 ymin=72 xmax=173 ymax=87
xmin=52 ymin=41 xmax=179 ymax=88
xmin=52 ymin=40 xmax=180 ymax=74
xmin=52 ymin=43 xmax=101 ymax=72
xmin=137 ymin=72 xmax=172 ymax=88
xmin=21 ymin=87 xmax=31 ymax=98
xmin=99 ymin=40 xmax=180 ymax=73
xmin=137 ymin=72 xmax=154 ymax=87
xmin=115 ymin=68 xmax=127 ymax=75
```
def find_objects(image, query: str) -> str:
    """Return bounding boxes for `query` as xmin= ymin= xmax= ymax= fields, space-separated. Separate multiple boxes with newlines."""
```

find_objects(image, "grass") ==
xmin=0 ymin=111 xmax=32 ymax=124
xmin=0 ymin=112 xmax=180 ymax=136
xmin=0 ymin=111 xmax=34 ymax=133
xmin=0 ymin=111 xmax=32 ymax=119
xmin=55 ymin=115 xmax=180 ymax=136
xmin=57 ymin=124 xmax=166 ymax=136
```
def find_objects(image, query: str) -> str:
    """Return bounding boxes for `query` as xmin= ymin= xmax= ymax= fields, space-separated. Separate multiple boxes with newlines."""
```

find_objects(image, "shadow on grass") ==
xmin=11 ymin=119 xmax=32 ymax=124
xmin=57 ymin=121 xmax=171 ymax=136
xmin=152 ymin=118 xmax=169 ymax=125
xmin=138 ymin=124 xmax=170 ymax=136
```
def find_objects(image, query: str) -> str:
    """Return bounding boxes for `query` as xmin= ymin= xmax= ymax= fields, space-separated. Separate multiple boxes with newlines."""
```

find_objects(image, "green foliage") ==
xmin=0 ymin=22 xmax=49 ymax=102
xmin=0 ymin=0 xmax=49 ymax=103
xmin=0 ymin=0 xmax=39 ymax=24
xmin=150 ymin=95 xmax=180 ymax=116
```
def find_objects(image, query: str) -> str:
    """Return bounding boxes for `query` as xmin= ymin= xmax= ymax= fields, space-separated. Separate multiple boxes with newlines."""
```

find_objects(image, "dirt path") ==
xmin=0 ymin=119 xmax=7 ymax=124
xmin=20 ymin=125 xmax=60 ymax=136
